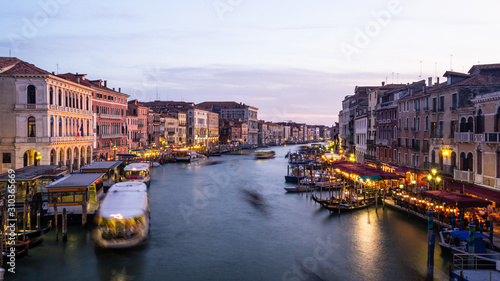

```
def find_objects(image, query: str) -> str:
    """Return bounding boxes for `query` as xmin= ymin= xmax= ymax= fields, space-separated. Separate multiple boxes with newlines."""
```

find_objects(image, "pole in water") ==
xmin=427 ymin=233 xmax=435 ymax=280
xmin=82 ymin=199 xmax=87 ymax=227
xmin=62 ymin=208 xmax=67 ymax=242
xmin=489 ymin=217 xmax=494 ymax=246
xmin=54 ymin=203 xmax=58 ymax=241
xmin=427 ymin=209 xmax=434 ymax=280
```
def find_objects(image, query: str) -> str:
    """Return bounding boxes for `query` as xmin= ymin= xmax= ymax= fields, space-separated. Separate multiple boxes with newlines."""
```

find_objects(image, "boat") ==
xmin=255 ymin=150 xmax=275 ymax=159
xmin=124 ymin=163 xmax=151 ymax=187
xmin=2 ymin=235 xmax=44 ymax=251
xmin=175 ymin=149 xmax=202 ymax=162
xmin=80 ymin=161 xmax=124 ymax=189
xmin=322 ymin=198 xmax=376 ymax=212
xmin=3 ymin=244 xmax=29 ymax=263
xmin=152 ymin=162 xmax=160 ymax=167
xmin=94 ymin=182 xmax=150 ymax=249
xmin=439 ymin=229 xmax=500 ymax=262
xmin=284 ymin=186 xmax=315 ymax=193
xmin=45 ymin=173 xmax=107 ymax=216
xmin=13 ymin=220 xmax=52 ymax=240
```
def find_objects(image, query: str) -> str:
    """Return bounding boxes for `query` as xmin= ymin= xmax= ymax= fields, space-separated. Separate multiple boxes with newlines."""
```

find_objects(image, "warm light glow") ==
xmin=442 ymin=150 xmax=450 ymax=156
xmin=110 ymin=214 xmax=123 ymax=220
xmin=431 ymin=169 xmax=437 ymax=175
xmin=427 ymin=175 xmax=432 ymax=180
xmin=436 ymin=177 xmax=441 ymax=182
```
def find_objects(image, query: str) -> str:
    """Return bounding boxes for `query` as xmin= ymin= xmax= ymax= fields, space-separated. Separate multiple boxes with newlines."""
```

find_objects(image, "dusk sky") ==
xmin=2 ymin=0 xmax=499 ymax=125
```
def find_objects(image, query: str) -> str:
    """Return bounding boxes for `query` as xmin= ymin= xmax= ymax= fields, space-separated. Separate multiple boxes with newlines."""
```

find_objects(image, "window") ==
xmin=27 ymin=85 xmax=36 ymax=104
xmin=58 ymin=90 xmax=62 ymax=106
xmin=432 ymin=97 xmax=437 ymax=111
xmin=27 ymin=116 xmax=36 ymax=137
xmin=477 ymin=150 xmax=482 ymax=175
xmin=417 ymin=117 xmax=420 ymax=131
xmin=452 ymin=93 xmax=457 ymax=109
xmin=49 ymin=87 xmax=53 ymax=104
xmin=2 ymin=153 xmax=11 ymax=163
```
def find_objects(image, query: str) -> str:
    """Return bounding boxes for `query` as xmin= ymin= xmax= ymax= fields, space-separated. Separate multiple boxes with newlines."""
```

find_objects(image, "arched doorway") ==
xmin=59 ymin=148 xmax=64 ymax=166
xmin=87 ymin=146 xmax=91 ymax=164
xmin=66 ymin=148 xmax=72 ymax=170
xmin=73 ymin=147 xmax=79 ymax=171
xmin=80 ymin=147 xmax=85 ymax=167
xmin=50 ymin=149 xmax=56 ymax=165
xmin=23 ymin=149 xmax=41 ymax=167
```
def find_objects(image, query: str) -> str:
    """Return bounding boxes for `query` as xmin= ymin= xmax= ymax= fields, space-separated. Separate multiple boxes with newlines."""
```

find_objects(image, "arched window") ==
xmin=65 ymin=93 xmax=68 ymax=107
xmin=413 ymin=117 xmax=416 ymax=130
xmin=80 ymin=95 xmax=83 ymax=109
xmin=467 ymin=152 xmax=474 ymax=172
xmin=49 ymin=87 xmax=54 ymax=105
xmin=58 ymin=90 xmax=62 ymax=106
xmin=439 ymin=151 xmax=443 ymax=170
xmin=460 ymin=152 xmax=466 ymax=170
xmin=27 ymin=85 xmax=36 ymax=104
xmin=27 ymin=116 xmax=36 ymax=137
xmin=477 ymin=149 xmax=482 ymax=175
xmin=451 ymin=152 xmax=457 ymax=170
xmin=394 ymin=126 xmax=397 ymax=139
xmin=87 ymin=120 xmax=90 ymax=136
xmin=460 ymin=117 xmax=467 ymax=132
xmin=405 ymin=118 xmax=409 ymax=130
xmin=431 ymin=150 xmax=436 ymax=164
xmin=467 ymin=117 xmax=474 ymax=132
xmin=59 ymin=118 xmax=63 ymax=136
xmin=50 ymin=116 xmax=54 ymax=137
xmin=496 ymin=108 xmax=500 ymax=132
xmin=86 ymin=97 xmax=89 ymax=110
xmin=476 ymin=109 xmax=484 ymax=134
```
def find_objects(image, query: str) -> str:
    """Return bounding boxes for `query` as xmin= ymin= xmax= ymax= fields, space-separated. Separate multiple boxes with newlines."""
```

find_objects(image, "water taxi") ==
xmin=94 ymin=182 xmax=150 ymax=248
xmin=80 ymin=161 xmax=124 ymax=190
xmin=124 ymin=163 xmax=151 ymax=187
xmin=439 ymin=229 xmax=500 ymax=263
xmin=45 ymin=173 xmax=106 ymax=215
xmin=255 ymin=150 xmax=275 ymax=159
xmin=175 ymin=149 xmax=203 ymax=162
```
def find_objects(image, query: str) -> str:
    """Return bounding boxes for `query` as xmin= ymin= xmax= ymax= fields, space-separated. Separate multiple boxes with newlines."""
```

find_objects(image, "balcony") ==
xmin=430 ymin=133 xmax=443 ymax=139
xmin=364 ymin=154 xmax=377 ymax=161
xmin=100 ymin=134 xmax=124 ymax=139
xmin=454 ymin=169 xmax=474 ymax=183
xmin=483 ymin=133 xmax=500 ymax=143
xmin=423 ymin=106 xmax=429 ymax=111
xmin=15 ymin=104 xmax=92 ymax=115
xmin=412 ymin=146 xmax=420 ymax=152
xmin=376 ymin=139 xmax=389 ymax=146
xmin=99 ymin=114 xmax=123 ymax=120
xmin=138 ymin=124 xmax=144 ymax=128
xmin=424 ymin=162 xmax=455 ymax=175
xmin=450 ymin=106 xmax=457 ymax=111
xmin=421 ymin=146 xmax=429 ymax=153
xmin=366 ymin=140 xmax=375 ymax=145
xmin=50 ymin=136 xmax=94 ymax=143
xmin=454 ymin=132 xmax=474 ymax=142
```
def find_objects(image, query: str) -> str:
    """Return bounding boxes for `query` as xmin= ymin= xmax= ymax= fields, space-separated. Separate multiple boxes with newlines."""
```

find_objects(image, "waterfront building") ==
xmin=58 ymin=73 xmax=129 ymax=161
xmin=161 ymin=113 xmax=179 ymax=145
xmin=0 ymin=57 xmax=94 ymax=173
xmin=165 ymin=109 xmax=186 ymax=145
xmin=219 ymin=119 xmax=248 ymax=145
xmin=196 ymin=101 xmax=259 ymax=145
xmin=127 ymin=100 xmax=148 ymax=150
xmin=185 ymin=106 xmax=219 ymax=148
xmin=147 ymin=109 xmax=162 ymax=146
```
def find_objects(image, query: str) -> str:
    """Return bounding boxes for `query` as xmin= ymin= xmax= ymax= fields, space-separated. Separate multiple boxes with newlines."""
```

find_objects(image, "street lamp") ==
xmin=113 ymin=145 xmax=117 ymax=160
xmin=427 ymin=169 xmax=441 ymax=190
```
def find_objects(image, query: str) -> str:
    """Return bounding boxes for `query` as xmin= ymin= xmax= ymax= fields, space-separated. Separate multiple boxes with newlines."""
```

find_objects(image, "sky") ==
xmin=1 ymin=0 xmax=500 ymax=126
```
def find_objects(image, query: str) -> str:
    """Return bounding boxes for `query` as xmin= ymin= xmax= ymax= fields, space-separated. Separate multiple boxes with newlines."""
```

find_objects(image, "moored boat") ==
xmin=124 ymin=163 xmax=151 ymax=187
xmin=439 ymin=229 xmax=500 ymax=263
xmin=94 ymin=182 xmax=150 ymax=249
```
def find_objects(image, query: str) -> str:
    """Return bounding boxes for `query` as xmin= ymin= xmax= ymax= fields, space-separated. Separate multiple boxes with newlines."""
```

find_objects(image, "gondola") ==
xmin=284 ymin=187 xmax=315 ymax=193
xmin=323 ymin=198 xmax=376 ymax=212
xmin=2 ymin=244 xmax=29 ymax=263
xmin=14 ymin=220 xmax=52 ymax=240
xmin=2 ymin=235 xmax=44 ymax=251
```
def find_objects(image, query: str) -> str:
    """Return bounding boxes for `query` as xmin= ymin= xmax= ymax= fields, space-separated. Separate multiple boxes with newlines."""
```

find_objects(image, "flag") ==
xmin=80 ymin=121 xmax=84 ymax=137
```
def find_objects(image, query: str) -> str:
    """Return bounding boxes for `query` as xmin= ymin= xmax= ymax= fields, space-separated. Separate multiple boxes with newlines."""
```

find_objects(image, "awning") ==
xmin=420 ymin=189 xmax=491 ymax=208
xmin=446 ymin=181 xmax=500 ymax=204
xmin=420 ymin=190 xmax=456 ymax=200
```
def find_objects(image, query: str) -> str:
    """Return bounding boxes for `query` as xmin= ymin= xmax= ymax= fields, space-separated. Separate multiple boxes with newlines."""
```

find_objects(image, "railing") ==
xmin=474 ymin=134 xmax=484 ymax=142
xmin=423 ymin=106 xmax=429 ymax=111
xmin=48 ymin=104 xmax=92 ymax=115
xmin=454 ymin=169 xmax=474 ymax=182
xmin=423 ymin=162 xmax=455 ymax=175
xmin=50 ymin=136 xmax=94 ymax=143
xmin=421 ymin=146 xmax=429 ymax=153
xmin=430 ymin=133 xmax=443 ymax=139
xmin=412 ymin=146 xmax=420 ymax=152
xmin=454 ymin=132 xmax=474 ymax=142
xmin=138 ymin=124 xmax=144 ymax=128
xmin=450 ymin=106 xmax=457 ymax=111
xmin=366 ymin=140 xmax=375 ymax=145
xmin=452 ymin=253 xmax=500 ymax=272
xmin=100 ymin=134 xmax=124 ymax=139
xmin=484 ymin=132 xmax=500 ymax=143
xmin=376 ymin=139 xmax=389 ymax=146
xmin=27 ymin=137 xmax=36 ymax=143
xmin=364 ymin=154 xmax=377 ymax=161
xmin=99 ymin=114 xmax=123 ymax=120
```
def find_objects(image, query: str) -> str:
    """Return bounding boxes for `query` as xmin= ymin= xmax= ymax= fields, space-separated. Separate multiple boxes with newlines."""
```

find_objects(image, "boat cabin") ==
xmin=45 ymin=173 xmax=105 ymax=215
xmin=123 ymin=163 xmax=151 ymax=186
xmin=94 ymin=182 xmax=150 ymax=248
xmin=80 ymin=161 xmax=124 ymax=189
xmin=0 ymin=165 xmax=67 ymax=211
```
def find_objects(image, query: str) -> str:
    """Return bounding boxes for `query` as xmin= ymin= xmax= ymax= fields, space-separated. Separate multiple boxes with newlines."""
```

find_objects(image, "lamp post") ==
xmin=427 ymin=169 xmax=441 ymax=190
xmin=113 ymin=145 xmax=117 ymax=161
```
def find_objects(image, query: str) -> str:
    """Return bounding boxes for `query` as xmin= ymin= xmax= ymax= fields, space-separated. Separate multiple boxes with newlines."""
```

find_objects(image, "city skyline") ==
xmin=2 ymin=0 xmax=500 ymax=125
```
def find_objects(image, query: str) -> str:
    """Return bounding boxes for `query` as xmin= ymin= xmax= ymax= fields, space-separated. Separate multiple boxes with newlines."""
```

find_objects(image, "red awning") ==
xmin=446 ymin=181 xmax=500 ymax=204
xmin=420 ymin=190 xmax=456 ymax=199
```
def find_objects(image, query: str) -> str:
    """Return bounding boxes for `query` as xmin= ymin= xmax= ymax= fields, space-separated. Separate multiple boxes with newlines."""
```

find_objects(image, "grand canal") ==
xmin=11 ymin=145 xmax=451 ymax=281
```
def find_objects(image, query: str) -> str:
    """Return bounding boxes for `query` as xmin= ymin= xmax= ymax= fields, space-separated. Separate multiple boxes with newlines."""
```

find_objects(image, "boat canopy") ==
xmin=46 ymin=173 xmax=105 ymax=189
xmin=124 ymin=163 xmax=150 ymax=171
xmin=449 ymin=230 xmax=489 ymax=240
xmin=99 ymin=182 xmax=148 ymax=219
xmin=81 ymin=161 xmax=123 ymax=171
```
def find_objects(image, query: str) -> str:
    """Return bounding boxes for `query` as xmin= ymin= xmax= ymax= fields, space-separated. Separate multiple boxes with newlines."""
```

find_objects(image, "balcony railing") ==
xmin=364 ymin=154 xmax=377 ymax=161
xmin=412 ymin=146 xmax=420 ymax=152
xmin=450 ymin=106 xmax=457 ymax=111
xmin=50 ymin=136 xmax=94 ymax=143
xmin=99 ymin=114 xmax=123 ymax=120
xmin=423 ymin=106 xmax=429 ymax=111
xmin=454 ymin=169 xmax=474 ymax=183
xmin=474 ymin=134 xmax=484 ymax=142
xmin=454 ymin=132 xmax=474 ymax=142
xmin=376 ymin=139 xmax=389 ymax=146
xmin=100 ymin=134 xmax=124 ymax=139
xmin=484 ymin=133 xmax=500 ymax=143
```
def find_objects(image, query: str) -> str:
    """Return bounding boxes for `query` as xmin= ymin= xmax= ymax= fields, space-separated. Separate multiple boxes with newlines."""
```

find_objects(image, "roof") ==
xmin=124 ymin=163 xmax=150 ymax=171
xmin=0 ymin=165 xmax=66 ymax=182
xmin=80 ymin=161 xmax=123 ymax=171
xmin=99 ymin=182 xmax=148 ymax=219
xmin=450 ymin=231 xmax=489 ymax=240
xmin=197 ymin=101 xmax=258 ymax=110
xmin=443 ymin=71 xmax=470 ymax=78
xmin=0 ymin=57 xmax=51 ymax=75
xmin=469 ymin=63 xmax=500 ymax=73
xmin=58 ymin=73 xmax=130 ymax=97
xmin=46 ymin=173 xmax=105 ymax=188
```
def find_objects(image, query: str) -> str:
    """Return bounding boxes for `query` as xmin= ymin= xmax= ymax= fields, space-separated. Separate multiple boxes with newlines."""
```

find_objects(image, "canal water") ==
xmin=10 ymin=145 xmax=451 ymax=281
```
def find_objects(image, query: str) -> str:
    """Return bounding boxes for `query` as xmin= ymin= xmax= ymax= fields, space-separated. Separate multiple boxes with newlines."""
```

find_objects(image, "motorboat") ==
xmin=124 ymin=163 xmax=151 ymax=187
xmin=94 ymin=182 xmax=150 ymax=249
xmin=439 ymin=229 xmax=500 ymax=262
xmin=255 ymin=150 xmax=275 ymax=159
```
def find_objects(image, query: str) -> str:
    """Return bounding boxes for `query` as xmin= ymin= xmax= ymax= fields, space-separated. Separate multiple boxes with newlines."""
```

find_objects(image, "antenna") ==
xmin=156 ymin=85 xmax=159 ymax=101
xmin=419 ymin=61 xmax=422 ymax=78
xmin=56 ymin=63 xmax=60 ymax=74
xmin=450 ymin=54 xmax=453 ymax=71
xmin=397 ymin=73 xmax=399 ymax=84
xmin=392 ymin=72 xmax=394 ymax=84
xmin=9 ymin=49 xmax=11 ymax=57
xmin=434 ymin=62 xmax=437 ymax=79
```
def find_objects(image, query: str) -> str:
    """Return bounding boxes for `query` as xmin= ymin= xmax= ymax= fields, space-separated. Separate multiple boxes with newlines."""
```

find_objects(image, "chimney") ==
xmin=52 ymin=71 xmax=55 ymax=75
xmin=119 ymin=87 xmax=121 ymax=93
xmin=436 ymin=77 xmax=440 ymax=85
xmin=428 ymin=77 xmax=432 ymax=87
xmin=104 ymin=80 xmax=107 ymax=87
xmin=113 ymin=88 xmax=115 ymax=91
xmin=77 ymin=77 xmax=80 ymax=83
xmin=381 ymin=81 xmax=385 ymax=86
